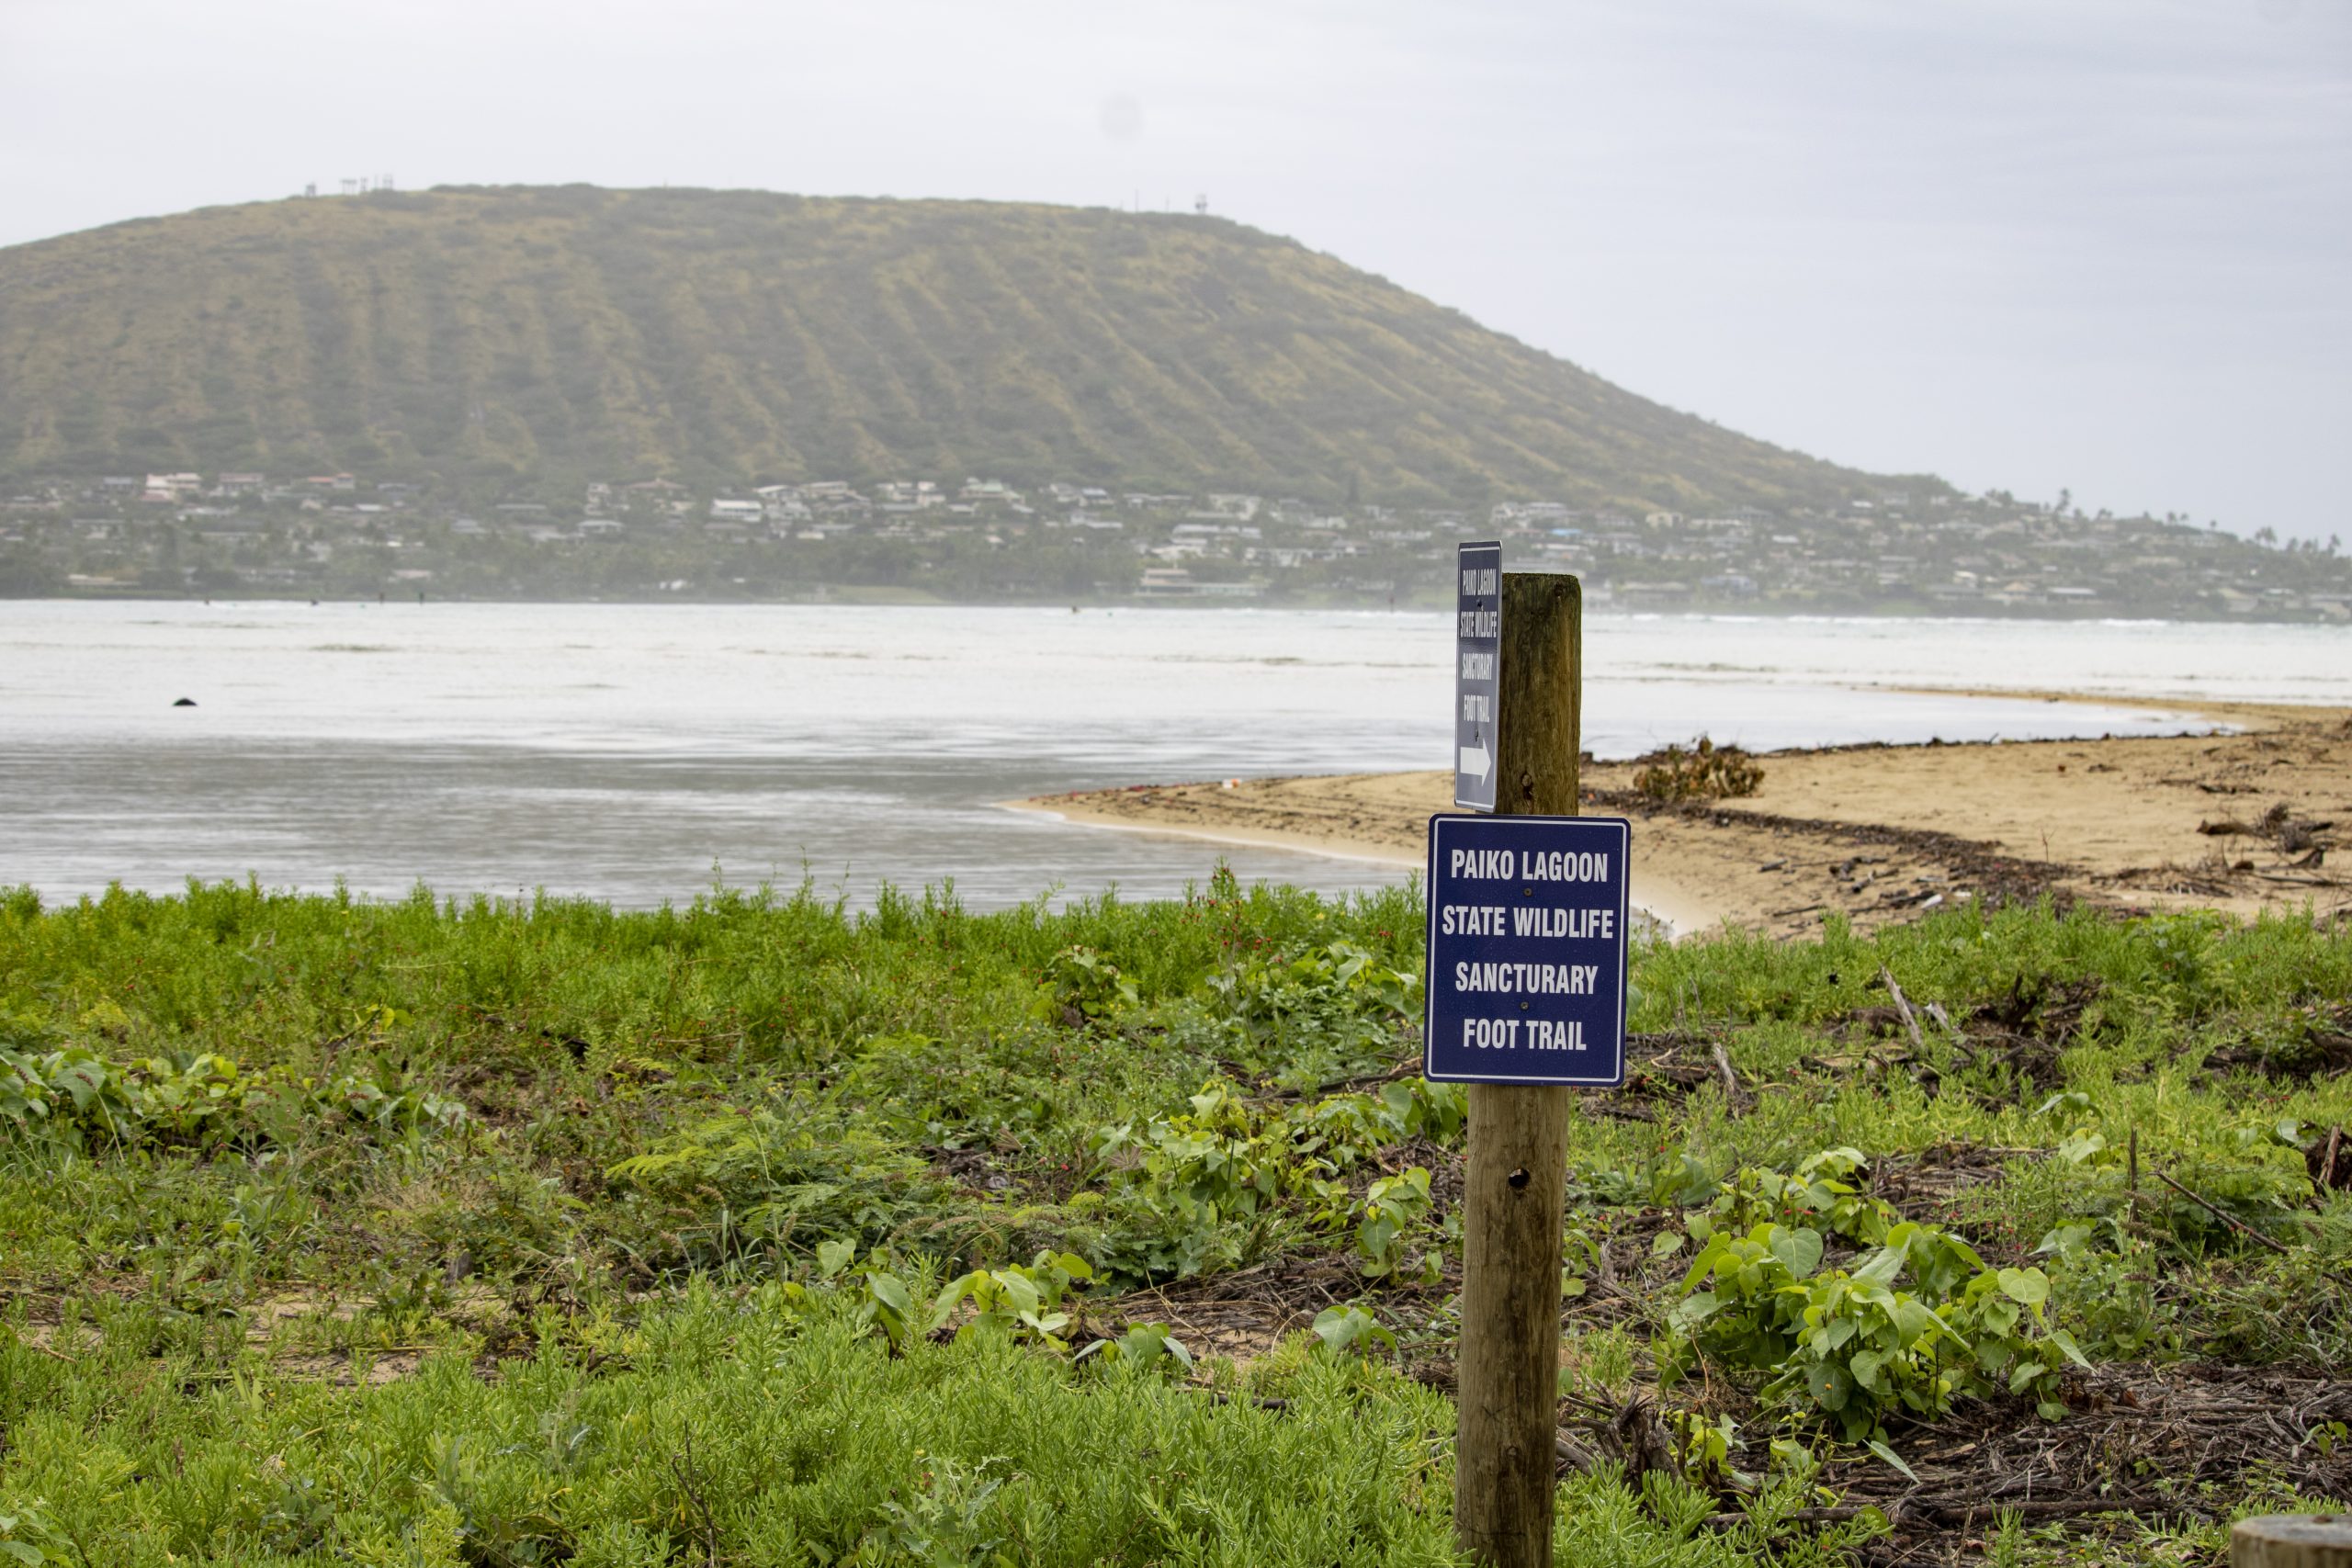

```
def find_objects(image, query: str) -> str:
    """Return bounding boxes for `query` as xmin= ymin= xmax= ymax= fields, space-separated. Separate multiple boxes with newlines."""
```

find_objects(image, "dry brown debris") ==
xmin=1821 ymin=1360 xmax=2352 ymax=1526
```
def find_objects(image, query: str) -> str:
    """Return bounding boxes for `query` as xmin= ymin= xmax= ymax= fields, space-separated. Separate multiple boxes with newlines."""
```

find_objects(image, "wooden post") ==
xmin=1455 ymin=572 xmax=1580 ymax=1568
xmin=2233 ymin=1516 xmax=2352 ymax=1567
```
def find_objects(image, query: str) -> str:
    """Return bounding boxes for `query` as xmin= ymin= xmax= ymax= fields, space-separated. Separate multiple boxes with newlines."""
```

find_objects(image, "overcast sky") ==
xmin=4 ymin=0 xmax=2346 ymax=539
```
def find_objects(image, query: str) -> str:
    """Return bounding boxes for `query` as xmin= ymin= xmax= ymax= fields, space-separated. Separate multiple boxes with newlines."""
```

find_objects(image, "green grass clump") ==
xmin=0 ymin=1282 xmax=1450 ymax=1566
xmin=0 ymin=1282 xmax=1893 ymax=1567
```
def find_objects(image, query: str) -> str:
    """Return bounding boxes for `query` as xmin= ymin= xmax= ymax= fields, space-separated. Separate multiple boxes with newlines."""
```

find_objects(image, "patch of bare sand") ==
xmin=1007 ymin=700 xmax=2352 ymax=939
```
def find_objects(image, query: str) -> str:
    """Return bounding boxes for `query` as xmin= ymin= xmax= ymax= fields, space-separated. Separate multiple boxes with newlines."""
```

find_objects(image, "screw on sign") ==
xmin=2233 ymin=1514 xmax=2352 ymax=1567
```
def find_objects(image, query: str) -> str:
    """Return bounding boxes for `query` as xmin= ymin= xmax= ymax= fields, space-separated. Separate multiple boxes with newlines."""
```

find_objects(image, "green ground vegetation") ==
xmin=0 ymin=186 xmax=1894 ymax=513
xmin=2 ymin=874 xmax=2347 ymax=1564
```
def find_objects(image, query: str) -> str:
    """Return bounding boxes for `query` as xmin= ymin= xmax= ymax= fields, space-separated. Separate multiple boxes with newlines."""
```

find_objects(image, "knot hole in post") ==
xmin=1507 ymin=1168 xmax=1530 ymax=1190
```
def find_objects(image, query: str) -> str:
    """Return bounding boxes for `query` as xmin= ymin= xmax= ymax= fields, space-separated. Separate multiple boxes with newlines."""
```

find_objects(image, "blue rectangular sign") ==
xmin=1453 ymin=540 xmax=1501 ymax=810
xmin=1423 ymin=814 xmax=1631 ymax=1087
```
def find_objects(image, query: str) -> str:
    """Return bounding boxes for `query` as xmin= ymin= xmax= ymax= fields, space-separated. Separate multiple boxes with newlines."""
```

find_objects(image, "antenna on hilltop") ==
xmin=1194 ymin=193 xmax=1208 ymax=215
xmin=382 ymin=173 xmax=396 ymax=192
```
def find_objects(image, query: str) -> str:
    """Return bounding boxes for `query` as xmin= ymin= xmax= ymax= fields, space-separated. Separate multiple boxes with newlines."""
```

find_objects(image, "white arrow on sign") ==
xmin=1459 ymin=739 xmax=1492 ymax=784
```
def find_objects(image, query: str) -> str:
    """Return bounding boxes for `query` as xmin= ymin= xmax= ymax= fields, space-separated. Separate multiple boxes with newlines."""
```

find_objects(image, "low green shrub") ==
xmin=1086 ymin=1077 xmax=1463 ymax=1281
xmin=1666 ymin=1184 xmax=2090 ymax=1442
xmin=0 ymin=1045 xmax=464 ymax=1149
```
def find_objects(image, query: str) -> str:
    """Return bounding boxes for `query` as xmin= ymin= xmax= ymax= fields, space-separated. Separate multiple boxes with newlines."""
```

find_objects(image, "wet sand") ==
xmin=1006 ymin=697 xmax=2352 ymax=937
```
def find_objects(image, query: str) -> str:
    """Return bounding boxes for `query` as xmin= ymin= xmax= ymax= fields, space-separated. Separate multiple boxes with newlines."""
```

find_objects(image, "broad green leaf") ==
xmin=1679 ymin=1249 xmax=1722 ymax=1295
xmin=1670 ymin=1291 xmax=1723 ymax=1328
xmin=867 ymin=1272 xmax=913 ymax=1318
xmin=1311 ymin=1305 xmax=1360 ymax=1348
xmin=1769 ymin=1226 xmax=1824 ymax=1280
xmin=2057 ymin=1131 xmax=2107 ymax=1166
xmin=2033 ymin=1223 xmax=2093 ymax=1258
xmin=1854 ymin=1246 xmax=1905 ymax=1287
xmin=1865 ymin=1438 xmax=1920 ymax=1483
xmin=1801 ymin=1147 xmax=1868 ymax=1177
xmin=1996 ymin=1268 xmax=2050 ymax=1306
xmin=995 ymin=1270 xmax=1042 ymax=1316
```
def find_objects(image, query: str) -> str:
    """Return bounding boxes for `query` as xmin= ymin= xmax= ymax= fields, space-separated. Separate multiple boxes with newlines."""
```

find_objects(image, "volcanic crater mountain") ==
xmin=0 ymin=184 xmax=1907 ymax=507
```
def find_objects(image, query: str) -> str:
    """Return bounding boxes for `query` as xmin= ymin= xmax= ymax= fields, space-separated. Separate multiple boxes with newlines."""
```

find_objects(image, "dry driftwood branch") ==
xmin=1710 ymin=1039 xmax=1743 ymax=1103
xmin=1879 ymin=967 xmax=1927 ymax=1055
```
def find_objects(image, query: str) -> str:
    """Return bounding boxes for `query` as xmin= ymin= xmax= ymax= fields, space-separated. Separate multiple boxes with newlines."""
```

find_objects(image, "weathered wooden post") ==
xmin=1441 ymin=564 xmax=1600 ymax=1568
xmin=2233 ymin=1515 xmax=2352 ymax=1567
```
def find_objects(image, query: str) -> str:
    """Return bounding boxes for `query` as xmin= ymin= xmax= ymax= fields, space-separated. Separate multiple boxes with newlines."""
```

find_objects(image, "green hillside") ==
xmin=0 ymin=184 xmax=1909 ymax=508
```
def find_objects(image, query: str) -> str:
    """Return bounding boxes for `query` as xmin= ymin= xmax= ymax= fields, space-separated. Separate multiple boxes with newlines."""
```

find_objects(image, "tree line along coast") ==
xmin=5 ymin=468 xmax=2346 ymax=617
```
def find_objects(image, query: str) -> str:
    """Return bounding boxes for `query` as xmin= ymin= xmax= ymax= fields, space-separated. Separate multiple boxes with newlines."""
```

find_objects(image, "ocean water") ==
xmin=2 ymin=601 xmax=2345 ymax=909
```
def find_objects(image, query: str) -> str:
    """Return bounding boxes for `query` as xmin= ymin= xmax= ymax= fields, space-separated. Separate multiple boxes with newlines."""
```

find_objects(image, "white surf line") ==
xmin=1863 ymin=684 xmax=2242 ymax=729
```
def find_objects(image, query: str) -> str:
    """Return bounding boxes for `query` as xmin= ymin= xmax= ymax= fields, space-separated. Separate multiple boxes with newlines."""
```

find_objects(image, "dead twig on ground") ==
xmin=2129 ymin=1127 xmax=2142 ymax=1224
xmin=1710 ymin=1040 xmax=1743 ymax=1106
xmin=1879 ymin=968 xmax=1927 ymax=1056
xmin=668 ymin=1431 xmax=721 ymax=1568
xmin=2154 ymin=1168 xmax=2294 ymax=1255
xmin=1702 ymin=1495 xmax=2191 ymax=1529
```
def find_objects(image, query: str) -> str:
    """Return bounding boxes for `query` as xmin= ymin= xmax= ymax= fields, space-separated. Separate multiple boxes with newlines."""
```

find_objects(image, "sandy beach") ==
xmin=1008 ymin=696 xmax=2352 ymax=937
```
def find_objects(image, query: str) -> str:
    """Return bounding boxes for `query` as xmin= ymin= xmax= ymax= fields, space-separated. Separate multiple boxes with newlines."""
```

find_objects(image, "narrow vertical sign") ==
xmin=1454 ymin=540 xmax=1502 ymax=810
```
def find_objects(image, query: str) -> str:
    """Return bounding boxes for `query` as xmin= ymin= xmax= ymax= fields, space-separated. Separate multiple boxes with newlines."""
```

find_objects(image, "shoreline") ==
xmin=1005 ymin=693 xmax=2350 ymax=938
xmin=8 ymin=592 xmax=2348 ymax=626
xmin=1000 ymin=793 xmax=1761 ymax=939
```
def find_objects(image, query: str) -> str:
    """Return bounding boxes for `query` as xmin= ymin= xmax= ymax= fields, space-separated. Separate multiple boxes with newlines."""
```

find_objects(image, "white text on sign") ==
xmin=1438 ymin=905 xmax=1616 ymax=940
xmin=1446 ymin=848 xmax=1614 ymax=882
xmin=1452 ymin=962 xmax=1603 ymax=993
xmin=1461 ymin=1018 xmax=1587 ymax=1050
